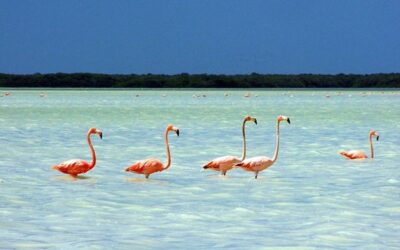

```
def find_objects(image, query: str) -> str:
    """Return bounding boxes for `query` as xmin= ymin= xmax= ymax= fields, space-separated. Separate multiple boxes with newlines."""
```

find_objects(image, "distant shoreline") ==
xmin=1 ymin=73 xmax=399 ymax=88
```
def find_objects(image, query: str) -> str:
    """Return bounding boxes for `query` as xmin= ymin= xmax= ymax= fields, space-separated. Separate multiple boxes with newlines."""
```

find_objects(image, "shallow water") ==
xmin=0 ymin=89 xmax=399 ymax=249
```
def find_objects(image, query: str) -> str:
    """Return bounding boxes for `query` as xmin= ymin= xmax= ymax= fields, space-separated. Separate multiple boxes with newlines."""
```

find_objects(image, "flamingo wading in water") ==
xmin=203 ymin=116 xmax=257 ymax=175
xmin=339 ymin=130 xmax=379 ymax=159
xmin=52 ymin=128 xmax=103 ymax=177
xmin=235 ymin=115 xmax=290 ymax=179
xmin=125 ymin=124 xmax=179 ymax=178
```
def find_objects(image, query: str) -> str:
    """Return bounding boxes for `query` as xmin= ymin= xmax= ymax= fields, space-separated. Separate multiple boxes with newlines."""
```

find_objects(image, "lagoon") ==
xmin=0 ymin=89 xmax=399 ymax=249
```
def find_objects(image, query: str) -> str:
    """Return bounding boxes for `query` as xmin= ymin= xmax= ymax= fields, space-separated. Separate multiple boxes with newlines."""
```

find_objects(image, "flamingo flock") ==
xmin=51 ymin=115 xmax=380 ymax=179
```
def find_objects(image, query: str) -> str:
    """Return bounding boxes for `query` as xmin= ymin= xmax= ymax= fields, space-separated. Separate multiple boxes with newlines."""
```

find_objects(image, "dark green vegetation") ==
xmin=1 ymin=73 xmax=399 ymax=88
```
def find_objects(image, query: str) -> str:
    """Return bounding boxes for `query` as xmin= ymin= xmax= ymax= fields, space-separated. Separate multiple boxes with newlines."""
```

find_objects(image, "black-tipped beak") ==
xmin=376 ymin=135 xmax=379 ymax=141
xmin=254 ymin=119 xmax=258 ymax=125
xmin=287 ymin=118 xmax=291 ymax=124
xmin=99 ymin=133 xmax=103 ymax=139
xmin=176 ymin=129 xmax=180 ymax=136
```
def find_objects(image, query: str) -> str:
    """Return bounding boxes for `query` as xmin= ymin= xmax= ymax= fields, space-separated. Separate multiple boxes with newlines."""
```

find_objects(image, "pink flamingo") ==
xmin=203 ymin=116 xmax=257 ymax=175
xmin=52 ymin=128 xmax=103 ymax=177
xmin=339 ymin=130 xmax=379 ymax=159
xmin=235 ymin=115 xmax=290 ymax=179
xmin=125 ymin=124 xmax=179 ymax=178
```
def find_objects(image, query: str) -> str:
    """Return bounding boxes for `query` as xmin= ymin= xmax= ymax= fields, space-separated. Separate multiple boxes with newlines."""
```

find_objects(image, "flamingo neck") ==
xmin=369 ymin=135 xmax=374 ymax=159
xmin=87 ymin=132 xmax=96 ymax=169
xmin=163 ymin=129 xmax=171 ymax=170
xmin=272 ymin=121 xmax=280 ymax=163
xmin=240 ymin=120 xmax=247 ymax=161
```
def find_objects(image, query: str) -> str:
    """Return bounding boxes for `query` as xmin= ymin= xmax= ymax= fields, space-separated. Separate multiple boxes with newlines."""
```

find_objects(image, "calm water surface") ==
xmin=0 ymin=89 xmax=399 ymax=249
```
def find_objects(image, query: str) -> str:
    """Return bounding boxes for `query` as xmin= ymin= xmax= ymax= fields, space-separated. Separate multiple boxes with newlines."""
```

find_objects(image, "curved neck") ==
xmin=87 ymin=132 xmax=96 ymax=169
xmin=163 ymin=129 xmax=172 ymax=170
xmin=369 ymin=135 xmax=374 ymax=158
xmin=240 ymin=120 xmax=247 ymax=161
xmin=272 ymin=121 xmax=280 ymax=163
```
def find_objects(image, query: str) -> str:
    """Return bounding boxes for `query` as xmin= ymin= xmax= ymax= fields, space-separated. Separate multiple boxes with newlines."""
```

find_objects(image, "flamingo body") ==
xmin=52 ymin=159 xmax=92 ymax=177
xmin=236 ymin=156 xmax=274 ymax=173
xmin=125 ymin=158 xmax=165 ymax=177
xmin=339 ymin=150 xmax=368 ymax=160
xmin=203 ymin=155 xmax=241 ymax=173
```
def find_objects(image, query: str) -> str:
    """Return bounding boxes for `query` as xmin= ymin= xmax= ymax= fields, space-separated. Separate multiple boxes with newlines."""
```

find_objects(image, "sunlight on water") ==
xmin=1 ymin=89 xmax=399 ymax=249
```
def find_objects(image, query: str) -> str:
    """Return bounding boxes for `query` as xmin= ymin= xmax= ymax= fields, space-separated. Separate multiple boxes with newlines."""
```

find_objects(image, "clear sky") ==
xmin=1 ymin=0 xmax=399 ymax=74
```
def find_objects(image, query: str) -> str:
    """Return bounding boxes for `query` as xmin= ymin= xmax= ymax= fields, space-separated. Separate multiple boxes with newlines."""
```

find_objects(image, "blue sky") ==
xmin=0 ymin=0 xmax=399 ymax=74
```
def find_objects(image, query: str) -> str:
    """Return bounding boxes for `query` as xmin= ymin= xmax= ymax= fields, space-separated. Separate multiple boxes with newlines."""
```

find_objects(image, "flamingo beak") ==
xmin=376 ymin=135 xmax=379 ymax=141
xmin=254 ymin=118 xmax=257 ymax=125
xmin=287 ymin=118 xmax=291 ymax=124
xmin=176 ymin=129 xmax=180 ymax=136
xmin=99 ymin=132 xmax=103 ymax=139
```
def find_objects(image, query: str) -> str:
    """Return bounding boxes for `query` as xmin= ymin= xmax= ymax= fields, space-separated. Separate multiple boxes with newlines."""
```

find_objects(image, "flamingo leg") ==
xmin=222 ymin=171 xmax=227 ymax=176
xmin=145 ymin=174 xmax=150 ymax=179
xmin=255 ymin=171 xmax=259 ymax=179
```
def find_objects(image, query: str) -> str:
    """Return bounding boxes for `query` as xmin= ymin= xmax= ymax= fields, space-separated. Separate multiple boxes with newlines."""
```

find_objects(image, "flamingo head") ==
xmin=88 ymin=128 xmax=103 ymax=139
xmin=167 ymin=124 xmax=180 ymax=136
xmin=244 ymin=115 xmax=257 ymax=125
xmin=370 ymin=130 xmax=379 ymax=141
xmin=278 ymin=115 xmax=290 ymax=124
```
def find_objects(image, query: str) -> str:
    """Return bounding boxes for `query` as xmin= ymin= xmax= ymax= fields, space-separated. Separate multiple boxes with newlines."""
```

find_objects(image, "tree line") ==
xmin=0 ymin=73 xmax=399 ymax=88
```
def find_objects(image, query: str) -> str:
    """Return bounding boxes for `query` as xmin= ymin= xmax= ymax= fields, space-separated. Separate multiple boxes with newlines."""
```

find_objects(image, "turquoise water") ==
xmin=1 ymin=89 xmax=399 ymax=249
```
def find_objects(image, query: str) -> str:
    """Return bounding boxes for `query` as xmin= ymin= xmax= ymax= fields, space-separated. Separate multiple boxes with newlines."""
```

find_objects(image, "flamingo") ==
xmin=235 ymin=115 xmax=290 ymax=179
xmin=52 ymin=128 xmax=103 ymax=177
xmin=125 ymin=124 xmax=179 ymax=178
xmin=203 ymin=116 xmax=257 ymax=175
xmin=339 ymin=130 xmax=380 ymax=159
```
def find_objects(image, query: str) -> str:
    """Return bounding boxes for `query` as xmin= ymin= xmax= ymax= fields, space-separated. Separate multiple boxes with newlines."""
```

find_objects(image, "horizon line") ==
xmin=2 ymin=72 xmax=400 ymax=76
